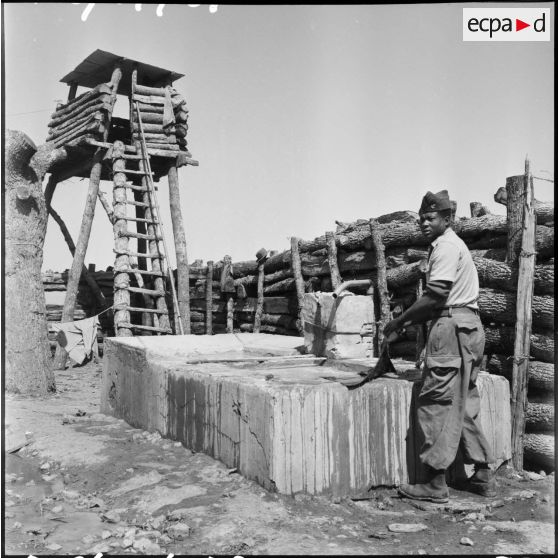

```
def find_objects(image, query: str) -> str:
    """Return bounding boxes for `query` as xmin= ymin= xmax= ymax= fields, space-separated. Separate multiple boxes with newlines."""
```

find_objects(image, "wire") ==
xmin=7 ymin=109 xmax=52 ymax=117
xmin=533 ymin=176 xmax=554 ymax=183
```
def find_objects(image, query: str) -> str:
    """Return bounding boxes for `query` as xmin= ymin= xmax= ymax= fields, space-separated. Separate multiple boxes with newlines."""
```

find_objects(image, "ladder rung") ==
xmin=127 ymin=286 xmax=166 ymax=296
xmin=118 ymin=322 xmax=172 ymax=334
xmin=122 ymin=306 xmax=169 ymax=315
xmin=116 ymin=268 xmax=165 ymax=277
xmin=122 ymin=184 xmax=149 ymax=192
xmin=123 ymin=169 xmax=153 ymax=176
xmin=119 ymin=231 xmax=162 ymax=241
xmin=132 ymin=94 xmax=166 ymax=105
xmin=113 ymin=249 xmax=166 ymax=259
xmin=125 ymin=200 xmax=150 ymax=207
xmin=118 ymin=216 xmax=159 ymax=224
xmin=122 ymin=153 xmax=150 ymax=161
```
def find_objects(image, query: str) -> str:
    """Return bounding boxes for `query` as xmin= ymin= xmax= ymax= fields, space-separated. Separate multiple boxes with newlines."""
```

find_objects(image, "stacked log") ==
xmin=46 ymin=84 xmax=115 ymax=148
xmin=132 ymin=84 xmax=190 ymax=153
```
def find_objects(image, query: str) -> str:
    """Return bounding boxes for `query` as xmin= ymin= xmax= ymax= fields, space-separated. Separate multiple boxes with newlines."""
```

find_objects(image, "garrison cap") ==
xmin=419 ymin=190 xmax=452 ymax=214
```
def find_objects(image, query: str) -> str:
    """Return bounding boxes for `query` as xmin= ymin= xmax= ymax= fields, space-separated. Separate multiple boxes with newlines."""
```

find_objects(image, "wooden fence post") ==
xmin=326 ymin=231 xmax=342 ymax=290
xmin=205 ymin=261 xmax=213 ymax=334
xmin=254 ymin=249 xmax=267 ymax=333
xmin=510 ymin=157 xmax=537 ymax=470
xmin=369 ymin=219 xmax=390 ymax=351
xmin=220 ymin=255 xmax=235 ymax=333
xmin=290 ymin=237 xmax=305 ymax=335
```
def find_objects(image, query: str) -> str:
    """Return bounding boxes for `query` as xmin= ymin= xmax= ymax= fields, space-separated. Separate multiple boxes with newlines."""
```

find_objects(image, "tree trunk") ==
xmin=168 ymin=165 xmax=191 ymax=334
xmin=484 ymin=326 xmax=554 ymax=363
xmin=478 ymin=287 xmax=553 ymax=330
xmin=473 ymin=256 xmax=553 ymax=296
xmin=487 ymin=355 xmax=554 ymax=394
xmin=299 ymin=214 xmax=509 ymax=252
xmin=525 ymin=402 xmax=554 ymax=433
xmin=523 ymin=433 xmax=554 ymax=468
xmin=5 ymin=130 xmax=54 ymax=394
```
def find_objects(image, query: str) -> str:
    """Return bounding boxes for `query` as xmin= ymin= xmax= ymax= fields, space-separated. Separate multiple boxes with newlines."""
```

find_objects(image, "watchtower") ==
xmin=43 ymin=50 xmax=198 ymax=365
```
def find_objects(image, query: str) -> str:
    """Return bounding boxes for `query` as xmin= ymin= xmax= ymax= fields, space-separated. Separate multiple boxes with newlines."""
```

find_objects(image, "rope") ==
xmin=519 ymin=250 xmax=537 ymax=258
xmin=506 ymin=355 xmax=531 ymax=365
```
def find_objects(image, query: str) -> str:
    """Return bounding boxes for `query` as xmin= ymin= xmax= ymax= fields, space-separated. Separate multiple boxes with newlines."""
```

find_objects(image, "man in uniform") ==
xmin=383 ymin=190 xmax=495 ymax=503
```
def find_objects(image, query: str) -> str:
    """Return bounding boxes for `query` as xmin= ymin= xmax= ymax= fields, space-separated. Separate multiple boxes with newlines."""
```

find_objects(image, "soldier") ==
xmin=383 ymin=190 xmax=495 ymax=503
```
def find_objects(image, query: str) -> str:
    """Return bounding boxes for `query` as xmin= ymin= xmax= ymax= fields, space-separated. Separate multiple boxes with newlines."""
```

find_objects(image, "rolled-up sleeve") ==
xmin=428 ymin=241 xmax=459 ymax=283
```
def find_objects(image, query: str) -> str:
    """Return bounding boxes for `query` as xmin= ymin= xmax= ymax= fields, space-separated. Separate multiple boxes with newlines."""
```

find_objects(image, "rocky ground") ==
xmin=3 ymin=360 xmax=555 ymax=556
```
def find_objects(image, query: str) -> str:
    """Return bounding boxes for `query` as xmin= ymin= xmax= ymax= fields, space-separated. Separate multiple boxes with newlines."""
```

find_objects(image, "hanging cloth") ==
xmin=52 ymin=316 xmax=100 ymax=365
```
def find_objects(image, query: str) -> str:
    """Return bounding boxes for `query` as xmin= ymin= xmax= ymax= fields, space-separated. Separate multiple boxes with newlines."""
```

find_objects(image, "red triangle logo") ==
xmin=516 ymin=19 xmax=530 ymax=31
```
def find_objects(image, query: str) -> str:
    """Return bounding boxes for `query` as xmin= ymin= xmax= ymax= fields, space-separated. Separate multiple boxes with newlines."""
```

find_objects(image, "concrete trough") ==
xmin=101 ymin=333 xmax=511 ymax=497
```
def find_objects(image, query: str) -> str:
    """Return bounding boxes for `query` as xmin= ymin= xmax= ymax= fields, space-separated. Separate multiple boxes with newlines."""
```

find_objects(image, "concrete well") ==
xmin=101 ymin=333 xmax=511 ymax=497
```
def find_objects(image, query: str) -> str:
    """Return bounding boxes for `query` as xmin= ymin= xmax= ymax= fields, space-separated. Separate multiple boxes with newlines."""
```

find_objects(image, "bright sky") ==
xmin=3 ymin=3 xmax=554 ymax=272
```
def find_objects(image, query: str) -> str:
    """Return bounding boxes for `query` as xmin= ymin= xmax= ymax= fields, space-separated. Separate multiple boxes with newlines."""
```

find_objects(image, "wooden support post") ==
xmin=326 ymin=230 xmax=342 ymax=289
xmin=44 ymin=175 xmax=106 ymax=309
xmin=53 ymin=155 xmax=104 ymax=368
xmin=506 ymin=174 xmax=527 ymax=264
xmin=206 ymin=260 xmax=214 ymax=334
xmin=221 ymin=255 xmax=235 ymax=333
xmin=450 ymin=200 xmax=457 ymax=222
xmin=369 ymin=219 xmax=390 ymax=351
xmin=290 ymin=237 xmax=305 ymax=335
xmin=510 ymin=157 xmax=537 ymax=470
xmin=67 ymin=81 xmax=78 ymax=102
xmin=254 ymin=249 xmax=267 ymax=333
xmin=48 ymin=205 xmax=106 ymax=309
xmin=167 ymin=165 xmax=191 ymax=334
xmin=111 ymin=141 xmax=132 ymax=336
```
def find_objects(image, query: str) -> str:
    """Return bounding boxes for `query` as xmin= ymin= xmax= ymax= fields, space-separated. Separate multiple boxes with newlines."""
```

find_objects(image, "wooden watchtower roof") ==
xmin=46 ymin=49 xmax=197 ymax=183
xmin=60 ymin=49 xmax=184 ymax=96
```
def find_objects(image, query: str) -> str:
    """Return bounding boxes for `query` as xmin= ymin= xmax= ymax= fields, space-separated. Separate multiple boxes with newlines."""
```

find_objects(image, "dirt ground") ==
xmin=3 ymin=360 xmax=555 ymax=556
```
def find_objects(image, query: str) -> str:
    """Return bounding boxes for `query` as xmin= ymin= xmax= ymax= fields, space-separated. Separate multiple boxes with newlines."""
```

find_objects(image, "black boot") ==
xmin=398 ymin=468 xmax=449 ymax=503
xmin=467 ymin=463 xmax=496 ymax=497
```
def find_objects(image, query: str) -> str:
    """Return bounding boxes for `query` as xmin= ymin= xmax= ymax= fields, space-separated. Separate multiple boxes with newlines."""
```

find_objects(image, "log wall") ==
xmin=43 ymin=194 xmax=554 ymax=467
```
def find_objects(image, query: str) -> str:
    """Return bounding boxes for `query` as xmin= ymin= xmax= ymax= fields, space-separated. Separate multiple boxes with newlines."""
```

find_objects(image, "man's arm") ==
xmin=383 ymin=280 xmax=452 ymax=338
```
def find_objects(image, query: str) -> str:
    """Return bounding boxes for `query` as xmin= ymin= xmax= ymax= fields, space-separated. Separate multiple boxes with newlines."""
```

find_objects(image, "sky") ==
xmin=3 ymin=3 xmax=554 ymax=272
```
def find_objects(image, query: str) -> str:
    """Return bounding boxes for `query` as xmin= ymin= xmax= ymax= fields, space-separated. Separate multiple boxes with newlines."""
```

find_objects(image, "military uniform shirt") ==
xmin=426 ymin=228 xmax=479 ymax=309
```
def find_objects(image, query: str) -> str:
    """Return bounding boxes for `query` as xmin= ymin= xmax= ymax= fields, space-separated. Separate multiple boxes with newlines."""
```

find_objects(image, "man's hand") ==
xmin=383 ymin=317 xmax=403 ymax=340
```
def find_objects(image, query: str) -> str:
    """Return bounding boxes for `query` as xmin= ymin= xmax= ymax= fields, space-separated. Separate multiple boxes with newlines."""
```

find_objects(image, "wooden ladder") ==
xmin=111 ymin=109 xmax=183 ymax=336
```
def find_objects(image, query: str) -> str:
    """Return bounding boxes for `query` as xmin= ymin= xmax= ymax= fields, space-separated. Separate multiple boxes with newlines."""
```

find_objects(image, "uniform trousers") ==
xmin=417 ymin=309 xmax=494 ymax=471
